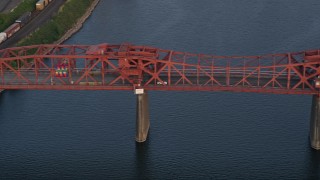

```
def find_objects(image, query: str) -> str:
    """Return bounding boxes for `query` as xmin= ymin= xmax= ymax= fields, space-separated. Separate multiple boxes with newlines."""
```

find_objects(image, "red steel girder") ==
xmin=0 ymin=44 xmax=319 ymax=95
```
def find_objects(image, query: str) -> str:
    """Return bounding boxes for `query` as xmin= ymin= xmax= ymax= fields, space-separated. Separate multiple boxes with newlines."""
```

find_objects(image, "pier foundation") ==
xmin=310 ymin=95 xmax=320 ymax=150
xmin=135 ymin=90 xmax=150 ymax=143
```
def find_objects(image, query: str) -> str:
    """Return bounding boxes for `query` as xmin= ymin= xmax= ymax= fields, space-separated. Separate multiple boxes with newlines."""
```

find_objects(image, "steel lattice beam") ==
xmin=0 ymin=43 xmax=319 ymax=95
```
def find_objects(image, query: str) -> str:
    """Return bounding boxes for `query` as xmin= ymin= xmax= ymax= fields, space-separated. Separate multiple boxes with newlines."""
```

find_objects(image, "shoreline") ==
xmin=55 ymin=0 xmax=100 ymax=44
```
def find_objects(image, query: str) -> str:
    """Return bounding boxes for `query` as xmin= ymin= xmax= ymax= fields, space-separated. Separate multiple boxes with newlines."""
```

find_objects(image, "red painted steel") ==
xmin=0 ymin=43 xmax=320 ymax=95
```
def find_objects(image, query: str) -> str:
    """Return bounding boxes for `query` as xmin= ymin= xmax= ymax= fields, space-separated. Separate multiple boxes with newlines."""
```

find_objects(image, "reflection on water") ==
xmin=135 ymin=139 xmax=150 ymax=179
xmin=307 ymin=147 xmax=320 ymax=179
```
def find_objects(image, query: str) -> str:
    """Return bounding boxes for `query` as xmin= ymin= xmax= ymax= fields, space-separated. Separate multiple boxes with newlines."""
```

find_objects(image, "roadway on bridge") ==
xmin=0 ymin=0 xmax=66 ymax=49
xmin=0 ymin=43 xmax=316 ymax=94
xmin=0 ymin=67 xmax=303 ymax=93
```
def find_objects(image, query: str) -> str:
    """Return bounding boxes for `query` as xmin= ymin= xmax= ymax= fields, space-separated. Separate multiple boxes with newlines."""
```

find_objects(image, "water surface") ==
xmin=1 ymin=0 xmax=320 ymax=179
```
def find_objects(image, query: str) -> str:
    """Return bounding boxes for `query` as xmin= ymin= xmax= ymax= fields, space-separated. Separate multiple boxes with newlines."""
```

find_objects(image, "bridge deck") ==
xmin=0 ymin=44 xmax=319 ymax=95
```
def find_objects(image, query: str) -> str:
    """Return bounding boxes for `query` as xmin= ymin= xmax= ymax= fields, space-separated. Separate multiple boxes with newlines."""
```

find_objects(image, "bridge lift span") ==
xmin=1 ymin=43 xmax=320 ymax=149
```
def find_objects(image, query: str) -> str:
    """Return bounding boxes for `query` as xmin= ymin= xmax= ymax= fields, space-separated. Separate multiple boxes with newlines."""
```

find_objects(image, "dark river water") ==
xmin=1 ymin=0 xmax=320 ymax=179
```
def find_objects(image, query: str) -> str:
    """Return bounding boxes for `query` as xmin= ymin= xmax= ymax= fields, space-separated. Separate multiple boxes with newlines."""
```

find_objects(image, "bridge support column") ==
xmin=310 ymin=95 xmax=320 ymax=150
xmin=135 ymin=89 xmax=150 ymax=143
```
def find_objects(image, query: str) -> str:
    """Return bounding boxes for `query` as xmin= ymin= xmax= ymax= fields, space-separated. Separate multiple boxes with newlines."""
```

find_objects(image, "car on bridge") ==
xmin=157 ymin=81 xmax=167 ymax=85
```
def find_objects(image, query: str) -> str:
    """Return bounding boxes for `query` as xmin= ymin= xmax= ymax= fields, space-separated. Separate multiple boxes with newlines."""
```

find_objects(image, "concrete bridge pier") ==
xmin=310 ymin=95 xmax=320 ymax=150
xmin=135 ymin=89 xmax=150 ymax=143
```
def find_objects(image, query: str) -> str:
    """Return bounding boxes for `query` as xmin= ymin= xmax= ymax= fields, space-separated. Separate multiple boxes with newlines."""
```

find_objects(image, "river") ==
xmin=1 ymin=0 xmax=320 ymax=179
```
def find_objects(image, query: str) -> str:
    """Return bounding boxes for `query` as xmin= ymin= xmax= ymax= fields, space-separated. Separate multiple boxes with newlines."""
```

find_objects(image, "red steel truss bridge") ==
xmin=0 ymin=43 xmax=320 ymax=94
xmin=1 ymin=43 xmax=320 ymax=148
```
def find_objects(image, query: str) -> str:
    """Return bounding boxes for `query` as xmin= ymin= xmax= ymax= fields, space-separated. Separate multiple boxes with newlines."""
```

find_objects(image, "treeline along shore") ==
xmin=0 ymin=0 xmax=100 ymax=47
xmin=0 ymin=0 xmax=38 ymax=32
xmin=17 ymin=0 xmax=100 ymax=46
xmin=55 ymin=0 xmax=100 ymax=44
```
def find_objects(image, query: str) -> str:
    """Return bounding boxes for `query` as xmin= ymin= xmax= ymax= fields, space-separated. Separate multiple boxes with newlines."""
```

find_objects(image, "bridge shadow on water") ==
xmin=306 ymin=145 xmax=320 ymax=179
xmin=135 ymin=136 xmax=152 ymax=179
